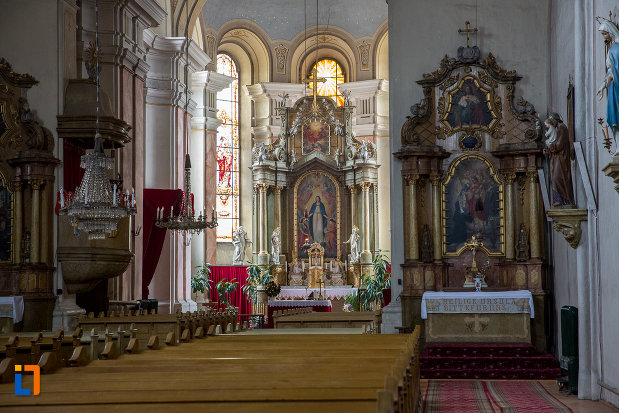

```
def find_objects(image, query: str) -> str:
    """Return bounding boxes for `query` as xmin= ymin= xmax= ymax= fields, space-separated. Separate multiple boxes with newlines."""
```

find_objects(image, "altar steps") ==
xmin=420 ymin=343 xmax=561 ymax=380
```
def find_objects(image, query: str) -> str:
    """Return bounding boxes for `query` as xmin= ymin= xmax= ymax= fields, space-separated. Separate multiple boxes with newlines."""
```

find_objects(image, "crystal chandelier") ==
xmin=58 ymin=0 xmax=135 ymax=240
xmin=154 ymin=0 xmax=217 ymax=239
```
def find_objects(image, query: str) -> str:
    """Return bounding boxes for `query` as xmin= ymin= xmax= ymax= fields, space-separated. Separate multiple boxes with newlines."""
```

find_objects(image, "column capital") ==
xmin=429 ymin=174 xmax=442 ymax=186
xmin=29 ymin=179 xmax=43 ymax=190
xmin=372 ymin=183 xmax=378 ymax=191
xmin=347 ymin=184 xmax=358 ymax=194
xmin=256 ymin=183 xmax=269 ymax=193
xmin=525 ymin=171 xmax=538 ymax=183
xmin=359 ymin=182 xmax=372 ymax=192
xmin=12 ymin=181 xmax=22 ymax=192
xmin=503 ymin=172 xmax=517 ymax=184
xmin=273 ymin=186 xmax=284 ymax=195
xmin=403 ymin=173 xmax=420 ymax=185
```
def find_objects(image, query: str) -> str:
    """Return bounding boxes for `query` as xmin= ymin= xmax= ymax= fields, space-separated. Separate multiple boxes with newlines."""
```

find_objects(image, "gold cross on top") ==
xmin=458 ymin=21 xmax=478 ymax=48
xmin=303 ymin=66 xmax=326 ymax=109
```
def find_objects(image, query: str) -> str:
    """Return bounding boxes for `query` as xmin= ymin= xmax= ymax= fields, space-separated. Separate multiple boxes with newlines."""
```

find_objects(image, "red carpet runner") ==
xmin=422 ymin=381 xmax=573 ymax=413
xmin=420 ymin=343 xmax=561 ymax=380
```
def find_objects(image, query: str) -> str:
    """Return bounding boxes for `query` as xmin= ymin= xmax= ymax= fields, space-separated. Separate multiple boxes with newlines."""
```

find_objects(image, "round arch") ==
xmin=217 ymin=23 xmax=271 ymax=83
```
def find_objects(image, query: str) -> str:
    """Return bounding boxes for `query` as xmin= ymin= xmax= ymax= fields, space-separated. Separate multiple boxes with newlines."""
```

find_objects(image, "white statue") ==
xmin=360 ymin=140 xmax=373 ymax=163
xmin=232 ymin=226 xmax=252 ymax=265
xmin=255 ymin=144 xmax=267 ymax=164
xmin=277 ymin=92 xmax=289 ymax=107
xmin=271 ymin=227 xmax=281 ymax=265
xmin=343 ymin=226 xmax=360 ymax=264
xmin=341 ymin=89 xmax=352 ymax=106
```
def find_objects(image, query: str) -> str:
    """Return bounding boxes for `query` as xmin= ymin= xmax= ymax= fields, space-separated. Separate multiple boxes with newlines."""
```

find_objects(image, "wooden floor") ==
xmin=0 ymin=331 xmax=411 ymax=412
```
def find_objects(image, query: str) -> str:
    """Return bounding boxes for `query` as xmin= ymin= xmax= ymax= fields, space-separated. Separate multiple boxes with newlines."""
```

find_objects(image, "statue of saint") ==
xmin=421 ymin=224 xmax=433 ymax=263
xmin=515 ymin=223 xmax=530 ymax=262
xmin=271 ymin=227 xmax=281 ymax=265
xmin=544 ymin=114 xmax=575 ymax=206
xmin=343 ymin=226 xmax=360 ymax=264
xmin=598 ymin=17 xmax=619 ymax=149
xmin=232 ymin=226 xmax=251 ymax=265
xmin=308 ymin=195 xmax=328 ymax=245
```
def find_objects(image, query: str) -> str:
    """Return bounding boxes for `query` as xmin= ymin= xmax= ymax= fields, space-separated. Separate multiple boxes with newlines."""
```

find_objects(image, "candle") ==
xmin=211 ymin=206 xmax=215 ymax=219
xmin=156 ymin=207 xmax=160 ymax=220
xmin=85 ymin=189 xmax=88 ymax=204
xmin=302 ymin=261 xmax=305 ymax=271
xmin=131 ymin=188 xmax=135 ymax=208
xmin=112 ymin=184 xmax=117 ymax=205
xmin=60 ymin=188 xmax=65 ymax=208
xmin=171 ymin=205 xmax=174 ymax=218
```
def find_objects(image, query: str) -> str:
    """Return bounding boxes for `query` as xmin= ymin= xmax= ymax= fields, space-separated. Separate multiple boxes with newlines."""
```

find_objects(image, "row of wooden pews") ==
xmin=0 ymin=307 xmax=244 ymax=384
xmin=0 ymin=321 xmax=422 ymax=412
xmin=273 ymin=308 xmax=383 ymax=333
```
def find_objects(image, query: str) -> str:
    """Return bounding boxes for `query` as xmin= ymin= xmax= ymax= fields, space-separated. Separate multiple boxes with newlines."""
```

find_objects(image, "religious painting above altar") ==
xmin=443 ymin=155 xmax=504 ymax=257
xmin=302 ymin=120 xmax=330 ymax=155
xmin=444 ymin=77 xmax=495 ymax=129
xmin=294 ymin=171 xmax=340 ymax=260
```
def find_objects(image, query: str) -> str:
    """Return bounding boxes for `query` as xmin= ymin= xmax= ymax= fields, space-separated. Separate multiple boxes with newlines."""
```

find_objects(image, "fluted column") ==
xmin=430 ymin=174 xmax=442 ymax=261
xmin=527 ymin=171 xmax=542 ymax=259
xmin=348 ymin=185 xmax=358 ymax=228
xmin=372 ymin=183 xmax=379 ymax=253
xmin=13 ymin=181 xmax=22 ymax=263
xmin=40 ymin=181 xmax=49 ymax=265
xmin=504 ymin=172 xmax=517 ymax=260
xmin=273 ymin=186 xmax=283 ymax=229
xmin=403 ymin=174 xmax=420 ymax=261
xmin=30 ymin=179 xmax=41 ymax=263
xmin=258 ymin=184 xmax=269 ymax=264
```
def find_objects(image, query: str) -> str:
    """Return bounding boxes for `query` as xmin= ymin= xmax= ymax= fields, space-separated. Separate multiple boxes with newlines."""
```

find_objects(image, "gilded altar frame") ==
xmin=441 ymin=154 xmax=505 ymax=257
xmin=292 ymin=169 xmax=341 ymax=261
xmin=438 ymin=75 xmax=502 ymax=138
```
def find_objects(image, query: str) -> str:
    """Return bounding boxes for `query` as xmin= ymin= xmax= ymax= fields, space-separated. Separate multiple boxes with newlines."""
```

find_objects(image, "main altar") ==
xmin=396 ymin=38 xmax=549 ymax=350
xmin=248 ymin=72 xmax=380 ymax=289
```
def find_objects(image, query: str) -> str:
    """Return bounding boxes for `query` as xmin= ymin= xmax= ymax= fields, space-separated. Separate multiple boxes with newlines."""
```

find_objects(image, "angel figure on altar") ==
xmin=232 ymin=226 xmax=251 ymax=265
xmin=271 ymin=227 xmax=281 ymax=265
xmin=344 ymin=226 xmax=360 ymax=264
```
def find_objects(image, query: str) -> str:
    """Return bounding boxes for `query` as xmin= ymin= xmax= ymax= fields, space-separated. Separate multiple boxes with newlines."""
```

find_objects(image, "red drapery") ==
xmin=142 ymin=188 xmax=183 ymax=299
xmin=63 ymin=140 xmax=85 ymax=191
xmin=209 ymin=266 xmax=251 ymax=315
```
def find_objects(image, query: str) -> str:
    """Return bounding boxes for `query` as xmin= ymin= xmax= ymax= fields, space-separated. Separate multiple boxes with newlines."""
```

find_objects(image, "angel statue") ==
xmin=597 ymin=14 xmax=619 ymax=151
xmin=277 ymin=92 xmax=289 ymax=108
xmin=343 ymin=226 xmax=360 ymax=264
xmin=232 ymin=226 xmax=252 ymax=265
xmin=341 ymin=89 xmax=352 ymax=106
xmin=271 ymin=227 xmax=281 ymax=265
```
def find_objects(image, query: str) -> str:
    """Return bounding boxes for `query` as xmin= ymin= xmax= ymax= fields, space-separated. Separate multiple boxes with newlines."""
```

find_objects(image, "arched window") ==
xmin=215 ymin=53 xmax=240 ymax=241
xmin=309 ymin=58 xmax=345 ymax=106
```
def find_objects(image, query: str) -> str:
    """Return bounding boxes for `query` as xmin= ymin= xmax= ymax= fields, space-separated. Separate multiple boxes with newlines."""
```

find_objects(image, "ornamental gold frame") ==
xmin=301 ymin=120 xmax=331 ymax=155
xmin=292 ymin=169 xmax=341 ymax=261
xmin=439 ymin=74 xmax=501 ymax=137
xmin=441 ymin=154 xmax=505 ymax=257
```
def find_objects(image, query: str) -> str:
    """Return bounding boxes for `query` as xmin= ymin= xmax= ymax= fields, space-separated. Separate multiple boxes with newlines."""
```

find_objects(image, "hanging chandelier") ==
xmin=58 ymin=0 xmax=135 ymax=239
xmin=154 ymin=0 xmax=217 ymax=239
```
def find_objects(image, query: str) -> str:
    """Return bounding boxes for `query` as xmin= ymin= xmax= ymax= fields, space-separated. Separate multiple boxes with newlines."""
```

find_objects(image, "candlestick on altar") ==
xmin=170 ymin=206 xmax=174 ymax=218
xmin=112 ymin=183 xmax=117 ymax=206
xmin=131 ymin=188 xmax=135 ymax=208
xmin=60 ymin=188 xmax=65 ymax=208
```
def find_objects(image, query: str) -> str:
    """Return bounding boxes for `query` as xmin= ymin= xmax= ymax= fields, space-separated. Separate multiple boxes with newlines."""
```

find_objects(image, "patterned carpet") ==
xmin=422 ymin=380 xmax=573 ymax=413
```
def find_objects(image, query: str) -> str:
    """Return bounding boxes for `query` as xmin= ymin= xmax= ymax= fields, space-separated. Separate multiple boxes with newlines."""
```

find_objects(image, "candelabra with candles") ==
xmin=155 ymin=154 xmax=217 ymax=238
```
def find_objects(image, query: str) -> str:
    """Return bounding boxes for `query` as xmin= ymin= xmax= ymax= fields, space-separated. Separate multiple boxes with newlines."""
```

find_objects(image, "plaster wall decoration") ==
xmin=206 ymin=34 xmax=216 ymax=59
xmin=275 ymin=44 xmax=288 ymax=74
xmin=358 ymin=40 xmax=370 ymax=71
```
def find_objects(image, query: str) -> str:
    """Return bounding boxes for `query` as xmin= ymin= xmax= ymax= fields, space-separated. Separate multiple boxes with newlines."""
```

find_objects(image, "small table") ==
xmin=267 ymin=300 xmax=332 ymax=328
xmin=421 ymin=291 xmax=534 ymax=343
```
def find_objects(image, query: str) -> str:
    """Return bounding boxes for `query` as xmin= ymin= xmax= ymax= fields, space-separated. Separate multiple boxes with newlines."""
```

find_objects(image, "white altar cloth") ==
xmin=421 ymin=290 xmax=534 ymax=319
xmin=276 ymin=286 xmax=357 ymax=300
xmin=268 ymin=300 xmax=332 ymax=308
xmin=0 ymin=296 xmax=25 ymax=323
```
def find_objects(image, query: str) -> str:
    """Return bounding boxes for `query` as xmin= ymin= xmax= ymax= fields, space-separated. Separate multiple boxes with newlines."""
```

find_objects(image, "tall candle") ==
xmin=171 ymin=205 xmax=174 ymax=218
xmin=112 ymin=184 xmax=117 ymax=205
xmin=85 ymin=189 xmax=88 ymax=204
xmin=156 ymin=207 xmax=160 ymax=220
xmin=60 ymin=188 xmax=65 ymax=208
xmin=131 ymin=188 xmax=135 ymax=208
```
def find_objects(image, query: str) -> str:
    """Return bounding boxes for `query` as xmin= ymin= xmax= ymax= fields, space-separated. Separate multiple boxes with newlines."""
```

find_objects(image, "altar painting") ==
xmin=294 ymin=171 xmax=340 ymax=259
xmin=444 ymin=77 xmax=494 ymax=130
xmin=302 ymin=119 xmax=330 ymax=155
xmin=443 ymin=155 xmax=503 ymax=256
xmin=0 ymin=182 xmax=12 ymax=262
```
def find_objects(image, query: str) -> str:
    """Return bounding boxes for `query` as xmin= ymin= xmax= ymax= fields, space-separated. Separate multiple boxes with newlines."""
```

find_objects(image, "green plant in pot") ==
xmin=216 ymin=279 xmax=238 ymax=308
xmin=242 ymin=263 xmax=275 ymax=304
xmin=346 ymin=251 xmax=391 ymax=312
xmin=191 ymin=263 xmax=212 ymax=303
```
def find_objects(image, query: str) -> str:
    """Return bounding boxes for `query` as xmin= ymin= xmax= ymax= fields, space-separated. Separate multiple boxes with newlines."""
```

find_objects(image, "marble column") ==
xmin=13 ymin=181 xmax=22 ymax=263
xmin=40 ymin=181 xmax=49 ymax=265
xmin=372 ymin=183 xmax=379 ymax=253
xmin=403 ymin=174 xmax=420 ymax=261
xmin=360 ymin=182 xmax=372 ymax=254
xmin=258 ymin=184 xmax=269 ymax=264
xmin=348 ymin=185 xmax=358 ymax=228
xmin=30 ymin=180 xmax=41 ymax=263
xmin=430 ymin=174 xmax=442 ymax=261
xmin=273 ymin=186 xmax=283 ymax=229
xmin=504 ymin=172 xmax=517 ymax=260
xmin=527 ymin=171 xmax=542 ymax=259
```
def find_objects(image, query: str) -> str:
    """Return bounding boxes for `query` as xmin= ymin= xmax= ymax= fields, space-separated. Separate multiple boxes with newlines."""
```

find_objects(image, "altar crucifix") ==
xmin=463 ymin=235 xmax=483 ymax=287
xmin=458 ymin=20 xmax=478 ymax=47
xmin=303 ymin=66 xmax=326 ymax=111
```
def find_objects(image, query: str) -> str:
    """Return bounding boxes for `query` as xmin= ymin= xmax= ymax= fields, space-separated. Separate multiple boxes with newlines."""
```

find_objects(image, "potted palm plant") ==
xmin=191 ymin=263 xmax=212 ymax=305
xmin=345 ymin=251 xmax=391 ymax=312
xmin=216 ymin=279 xmax=238 ymax=309
xmin=242 ymin=263 xmax=274 ymax=305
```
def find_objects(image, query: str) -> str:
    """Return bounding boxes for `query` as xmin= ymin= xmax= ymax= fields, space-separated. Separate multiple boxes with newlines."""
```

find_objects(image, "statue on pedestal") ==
xmin=515 ymin=223 xmax=530 ymax=261
xmin=543 ymin=114 xmax=575 ymax=206
xmin=344 ymin=226 xmax=360 ymax=264
xmin=232 ymin=226 xmax=251 ymax=265
xmin=597 ymin=15 xmax=619 ymax=151
xmin=271 ymin=227 xmax=281 ymax=265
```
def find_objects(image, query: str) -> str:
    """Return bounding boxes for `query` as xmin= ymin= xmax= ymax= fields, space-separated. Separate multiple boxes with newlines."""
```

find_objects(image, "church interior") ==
xmin=0 ymin=0 xmax=618 ymax=411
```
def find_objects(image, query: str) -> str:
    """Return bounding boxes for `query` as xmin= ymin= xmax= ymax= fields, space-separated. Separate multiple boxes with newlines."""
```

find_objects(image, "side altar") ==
xmin=395 ymin=31 xmax=549 ymax=351
xmin=245 ymin=69 xmax=381 ymax=288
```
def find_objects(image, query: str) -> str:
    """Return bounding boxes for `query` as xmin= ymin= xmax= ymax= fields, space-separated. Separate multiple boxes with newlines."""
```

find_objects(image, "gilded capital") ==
xmin=525 ymin=171 xmax=538 ymax=183
xmin=29 ymin=179 xmax=43 ymax=190
xmin=258 ymin=184 xmax=269 ymax=193
xmin=403 ymin=173 xmax=420 ymax=185
xmin=359 ymin=182 xmax=372 ymax=192
xmin=347 ymin=184 xmax=357 ymax=194
xmin=273 ymin=186 xmax=284 ymax=196
xmin=429 ymin=174 xmax=442 ymax=186
xmin=12 ymin=181 xmax=22 ymax=192
xmin=503 ymin=172 xmax=517 ymax=185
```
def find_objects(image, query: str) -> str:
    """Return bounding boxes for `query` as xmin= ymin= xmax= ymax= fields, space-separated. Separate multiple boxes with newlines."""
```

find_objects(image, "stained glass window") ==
xmin=309 ymin=59 xmax=345 ymax=106
xmin=216 ymin=54 xmax=239 ymax=240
